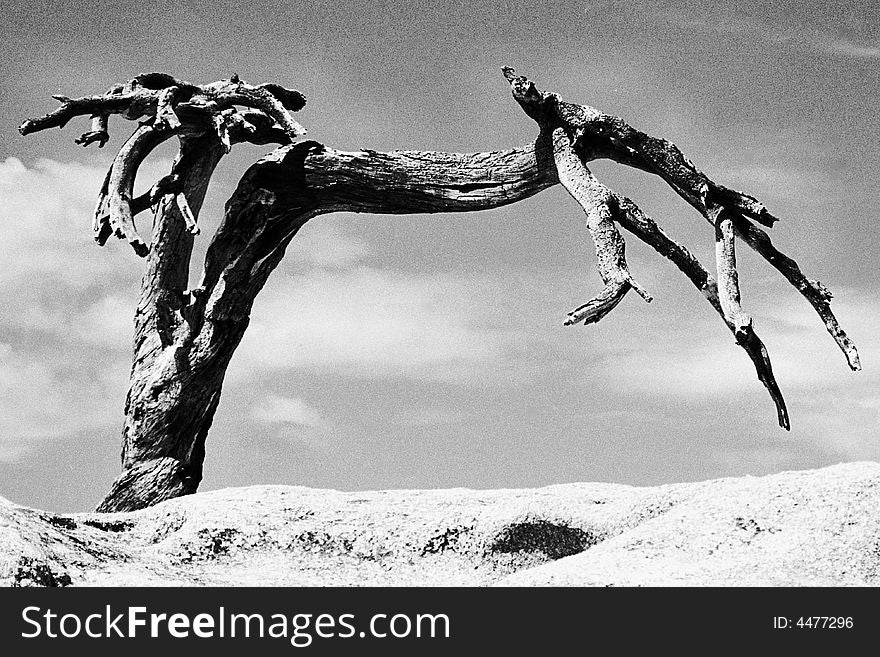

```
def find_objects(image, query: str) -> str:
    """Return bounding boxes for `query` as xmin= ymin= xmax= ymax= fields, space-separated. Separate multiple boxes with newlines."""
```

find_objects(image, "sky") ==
xmin=1 ymin=0 xmax=878 ymax=512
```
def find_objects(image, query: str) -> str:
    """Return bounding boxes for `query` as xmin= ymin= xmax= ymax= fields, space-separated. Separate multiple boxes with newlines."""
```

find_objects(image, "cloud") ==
xmin=0 ymin=158 xmax=533 ymax=465
xmin=0 ymin=344 xmax=127 ymax=462
xmin=816 ymin=38 xmax=880 ymax=60
xmin=591 ymin=286 xmax=878 ymax=461
xmin=234 ymin=266 xmax=516 ymax=384
xmin=0 ymin=158 xmax=389 ymax=461
xmin=248 ymin=394 xmax=340 ymax=448
xmin=251 ymin=395 xmax=327 ymax=428
xmin=69 ymin=296 xmax=134 ymax=349
xmin=285 ymin=216 xmax=372 ymax=269
xmin=570 ymin=282 xmax=879 ymax=463
xmin=668 ymin=13 xmax=880 ymax=60
xmin=2 ymin=294 xmax=134 ymax=352
xmin=0 ymin=158 xmax=189 ymax=462
xmin=0 ymin=156 xmax=168 ymax=289
xmin=0 ymin=158 xmax=136 ymax=461
xmin=604 ymin=290 xmax=878 ymax=398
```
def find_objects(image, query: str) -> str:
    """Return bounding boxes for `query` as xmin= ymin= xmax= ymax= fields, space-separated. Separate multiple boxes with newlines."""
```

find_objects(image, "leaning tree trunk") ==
xmin=100 ymin=139 xmax=556 ymax=511
xmin=19 ymin=70 xmax=859 ymax=512
xmin=98 ymin=133 xmax=229 ymax=510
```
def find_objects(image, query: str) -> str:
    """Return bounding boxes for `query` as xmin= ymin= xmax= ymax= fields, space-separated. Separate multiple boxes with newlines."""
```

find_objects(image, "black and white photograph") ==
xmin=0 ymin=0 xmax=877 ymax=648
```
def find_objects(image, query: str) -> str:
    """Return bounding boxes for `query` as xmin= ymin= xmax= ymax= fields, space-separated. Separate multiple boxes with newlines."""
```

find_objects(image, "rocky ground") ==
xmin=1 ymin=462 xmax=878 ymax=586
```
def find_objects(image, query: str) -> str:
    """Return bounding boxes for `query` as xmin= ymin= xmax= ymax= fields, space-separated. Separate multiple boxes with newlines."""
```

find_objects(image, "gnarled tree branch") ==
xmin=713 ymin=207 xmax=788 ymax=429
xmin=22 ymin=73 xmax=305 ymax=257
xmin=612 ymin=196 xmax=786 ymax=428
xmin=500 ymin=66 xmax=856 ymax=427
xmin=19 ymin=68 xmax=859 ymax=510
xmin=196 ymin=139 xmax=557 ymax=331
xmin=551 ymin=127 xmax=652 ymax=325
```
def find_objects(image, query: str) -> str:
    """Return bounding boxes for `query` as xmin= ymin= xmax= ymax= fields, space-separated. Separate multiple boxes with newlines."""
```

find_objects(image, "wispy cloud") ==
xmin=248 ymin=395 xmax=340 ymax=447
xmin=670 ymin=13 xmax=880 ymax=60
xmin=603 ymin=290 xmax=876 ymax=398
xmin=0 ymin=343 xmax=127 ymax=462
xmin=0 ymin=159 xmax=137 ymax=461
xmin=557 ymin=275 xmax=878 ymax=466
xmin=0 ymin=159 xmax=410 ymax=457
xmin=816 ymin=38 xmax=880 ymax=60
xmin=285 ymin=216 xmax=372 ymax=269
xmin=234 ymin=266 xmax=518 ymax=384
xmin=251 ymin=395 xmax=327 ymax=428
xmin=0 ymin=158 xmax=535 ymax=463
xmin=0 ymin=157 xmax=130 ymax=287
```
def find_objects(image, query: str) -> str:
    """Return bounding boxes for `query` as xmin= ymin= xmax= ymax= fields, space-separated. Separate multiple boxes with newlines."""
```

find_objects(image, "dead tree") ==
xmin=20 ymin=69 xmax=860 ymax=512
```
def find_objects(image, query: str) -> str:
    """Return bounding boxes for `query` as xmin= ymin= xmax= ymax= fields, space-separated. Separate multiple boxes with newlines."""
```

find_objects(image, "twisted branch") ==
xmin=731 ymin=216 xmax=860 ymax=371
xmin=101 ymin=123 xmax=174 ymax=255
xmin=714 ymin=207 xmax=788 ymax=428
xmin=551 ymin=127 xmax=651 ymax=325
xmin=611 ymin=197 xmax=787 ymax=427
xmin=19 ymin=70 xmax=859 ymax=433
xmin=19 ymin=74 xmax=305 ymax=140
xmin=501 ymin=67 xmax=854 ymax=427
xmin=517 ymin=72 xmax=858 ymax=373
xmin=22 ymin=73 xmax=305 ymax=256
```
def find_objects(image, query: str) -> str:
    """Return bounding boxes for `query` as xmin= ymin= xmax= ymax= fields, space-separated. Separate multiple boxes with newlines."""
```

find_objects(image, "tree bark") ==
xmin=20 ymin=70 xmax=859 ymax=512
xmin=96 ymin=139 xmax=557 ymax=511
xmin=96 ymin=133 xmax=226 ymax=511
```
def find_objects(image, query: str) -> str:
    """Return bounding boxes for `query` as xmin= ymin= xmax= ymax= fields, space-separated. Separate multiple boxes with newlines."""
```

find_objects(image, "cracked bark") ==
xmin=20 ymin=70 xmax=859 ymax=511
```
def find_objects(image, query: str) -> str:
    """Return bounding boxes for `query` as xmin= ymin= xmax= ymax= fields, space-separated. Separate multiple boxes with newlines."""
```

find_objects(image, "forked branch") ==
xmin=551 ymin=127 xmax=652 ymax=325
xmin=21 ymin=73 xmax=305 ymax=256
xmin=612 ymin=197 xmax=787 ymax=427
xmin=501 ymin=67 xmax=857 ymax=428
xmin=20 ymin=69 xmax=859 ymax=438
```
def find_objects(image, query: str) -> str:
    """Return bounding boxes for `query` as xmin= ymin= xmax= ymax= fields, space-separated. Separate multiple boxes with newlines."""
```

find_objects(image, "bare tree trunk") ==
xmin=97 ymin=140 xmax=556 ymax=511
xmin=97 ymin=135 xmax=228 ymax=511
xmin=19 ymin=70 xmax=859 ymax=512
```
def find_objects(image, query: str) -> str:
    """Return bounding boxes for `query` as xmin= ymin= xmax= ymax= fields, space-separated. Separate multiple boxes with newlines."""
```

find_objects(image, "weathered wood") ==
xmin=550 ymin=127 xmax=651 ymax=325
xmin=19 ymin=70 xmax=859 ymax=511
xmin=19 ymin=74 xmax=305 ymax=143
xmin=714 ymin=208 xmax=788 ymax=429
xmin=731 ymin=215 xmax=861 ymax=371
xmin=97 ymin=138 xmax=557 ymax=512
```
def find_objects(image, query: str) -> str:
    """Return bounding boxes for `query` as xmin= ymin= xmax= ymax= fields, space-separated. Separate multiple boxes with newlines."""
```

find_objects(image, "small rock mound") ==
xmin=490 ymin=520 xmax=597 ymax=560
